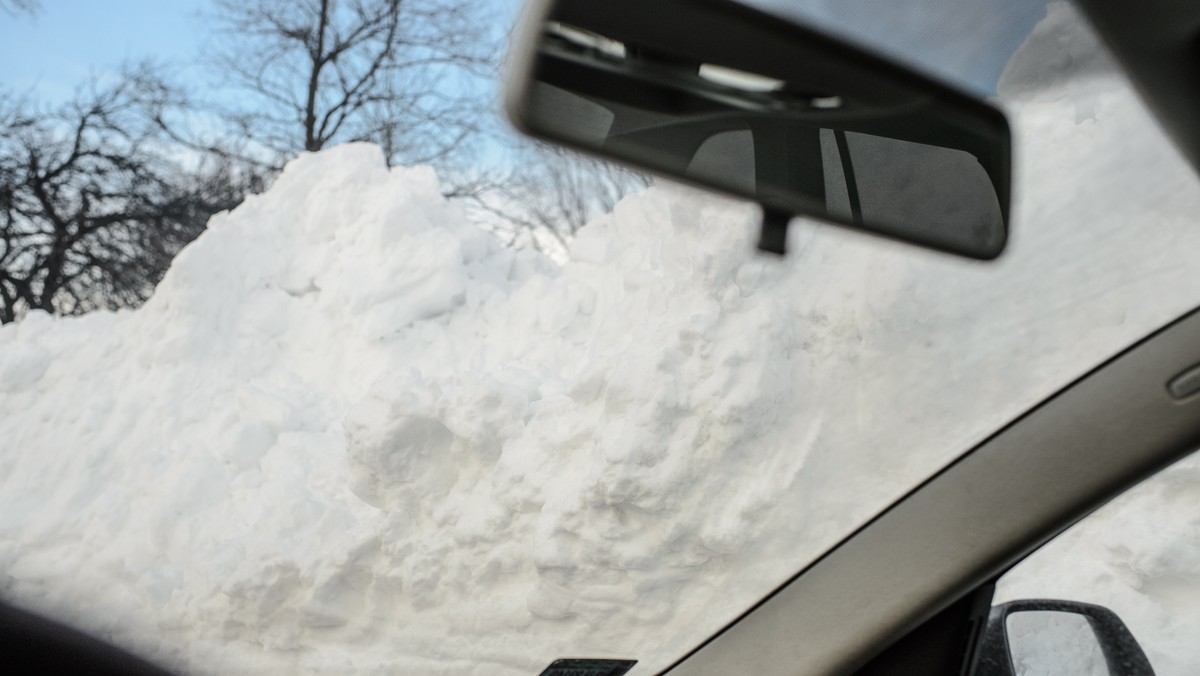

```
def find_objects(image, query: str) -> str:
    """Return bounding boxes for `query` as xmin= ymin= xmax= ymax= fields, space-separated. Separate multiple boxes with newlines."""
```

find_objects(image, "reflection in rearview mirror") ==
xmin=1006 ymin=611 xmax=1111 ymax=676
xmin=506 ymin=0 xmax=1012 ymax=259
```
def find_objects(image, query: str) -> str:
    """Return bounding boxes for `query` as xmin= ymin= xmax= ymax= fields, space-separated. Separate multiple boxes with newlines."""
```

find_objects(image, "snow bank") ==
xmin=2 ymin=3 xmax=1200 ymax=674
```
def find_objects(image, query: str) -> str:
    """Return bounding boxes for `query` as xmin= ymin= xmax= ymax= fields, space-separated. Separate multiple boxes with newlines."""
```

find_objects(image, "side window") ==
xmin=975 ymin=449 xmax=1200 ymax=675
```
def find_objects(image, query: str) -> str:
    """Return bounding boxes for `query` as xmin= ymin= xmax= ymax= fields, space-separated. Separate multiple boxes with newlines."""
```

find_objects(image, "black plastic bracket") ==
xmin=539 ymin=658 xmax=637 ymax=676
xmin=757 ymin=207 xmax=791 ymax=255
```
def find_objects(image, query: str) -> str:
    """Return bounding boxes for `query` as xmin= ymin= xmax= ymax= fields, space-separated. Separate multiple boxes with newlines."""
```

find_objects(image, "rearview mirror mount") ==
xmin=505 ymin=0 xmax=1013 ymax=259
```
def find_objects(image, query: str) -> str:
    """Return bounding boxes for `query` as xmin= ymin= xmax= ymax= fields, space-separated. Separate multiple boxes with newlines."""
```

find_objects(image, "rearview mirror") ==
xmin=504 ymin=0 xmax=1012 ymax=259
xmin=973 ymin=599 xmax=1155 ymax=676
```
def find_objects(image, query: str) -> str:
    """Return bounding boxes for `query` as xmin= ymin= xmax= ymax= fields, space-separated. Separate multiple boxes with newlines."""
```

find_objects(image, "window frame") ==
xmin=660 ymin=305 xmax=1200 ymax=675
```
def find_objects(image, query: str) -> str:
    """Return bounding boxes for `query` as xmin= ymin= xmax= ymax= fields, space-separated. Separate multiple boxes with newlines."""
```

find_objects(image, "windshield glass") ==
xmin=744 ymin=0 xmax=1054 ymax=95
xmin=3 ymin=2 xmax=1200 ymax=675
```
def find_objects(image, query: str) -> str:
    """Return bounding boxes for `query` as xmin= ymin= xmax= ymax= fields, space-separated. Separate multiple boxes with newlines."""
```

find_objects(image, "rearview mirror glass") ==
xmin=505 ymin=0 xmax=1012 ymax=259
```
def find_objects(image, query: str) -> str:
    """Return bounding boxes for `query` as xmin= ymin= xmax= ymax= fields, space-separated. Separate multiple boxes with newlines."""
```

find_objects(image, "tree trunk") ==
xmin=304 ymin=0 xmax=331 ymax=152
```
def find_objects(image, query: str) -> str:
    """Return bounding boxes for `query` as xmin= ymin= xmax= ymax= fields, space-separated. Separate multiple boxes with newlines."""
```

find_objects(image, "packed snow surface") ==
xmin=3 ymin=4 xmax=1200 ymax=674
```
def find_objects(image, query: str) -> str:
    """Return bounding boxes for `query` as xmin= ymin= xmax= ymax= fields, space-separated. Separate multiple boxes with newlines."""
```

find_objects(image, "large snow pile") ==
xmin=3 ymin=3 xmax=1200 ymax=674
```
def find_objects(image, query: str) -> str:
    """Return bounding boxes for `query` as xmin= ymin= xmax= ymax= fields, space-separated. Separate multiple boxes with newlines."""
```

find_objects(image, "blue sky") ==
xmin=0 ymin=0 xmax=1048 ymax=173
xmin=0 ymin=0 xmax=522 ymax=104
xmin=1 ymin=1 xmax=211 ymax=102
xmin=1 ymin=0 xmax=1049 ymax=104
xmin=0 ymin=0 xmax=1051 ymax=105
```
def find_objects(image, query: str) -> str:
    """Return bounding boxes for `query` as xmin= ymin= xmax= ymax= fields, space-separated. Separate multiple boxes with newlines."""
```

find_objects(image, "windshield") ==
xmin=743 ymin=0 xmax=1053 ymax=95
xmin=3 ymin=2 xmax=1200 ymax=675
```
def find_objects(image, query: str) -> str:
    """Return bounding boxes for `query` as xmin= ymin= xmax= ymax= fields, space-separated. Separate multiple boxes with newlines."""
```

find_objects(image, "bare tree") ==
xmin=0 ymin=0 xmax=39 ymax=17
xmin=0 ymin=71 xmax=256 ymax=324
xmin=471 ymin=144 xmax=652 ymax=256
xmin=208 ymin=0 xmax=493 ymax=169
xmin=203 ymin=0 xmax=649 ymax=256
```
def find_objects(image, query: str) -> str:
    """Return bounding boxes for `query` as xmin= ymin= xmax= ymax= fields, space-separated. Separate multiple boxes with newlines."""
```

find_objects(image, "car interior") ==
xmin=6 ymin=0 xmax=1200 ymax=674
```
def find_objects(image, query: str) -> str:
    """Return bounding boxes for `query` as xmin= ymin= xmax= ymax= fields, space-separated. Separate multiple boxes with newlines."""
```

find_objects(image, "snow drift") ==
xmin=3 ymin=3 xmax=1200 ymax=674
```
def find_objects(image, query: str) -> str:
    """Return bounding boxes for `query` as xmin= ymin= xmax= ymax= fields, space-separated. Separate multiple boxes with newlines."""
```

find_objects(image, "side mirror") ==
xmin=973 ymin=599 xmax=1155 ymax=676
xmin=504 ymin=0 xmax=1012 ymax=259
